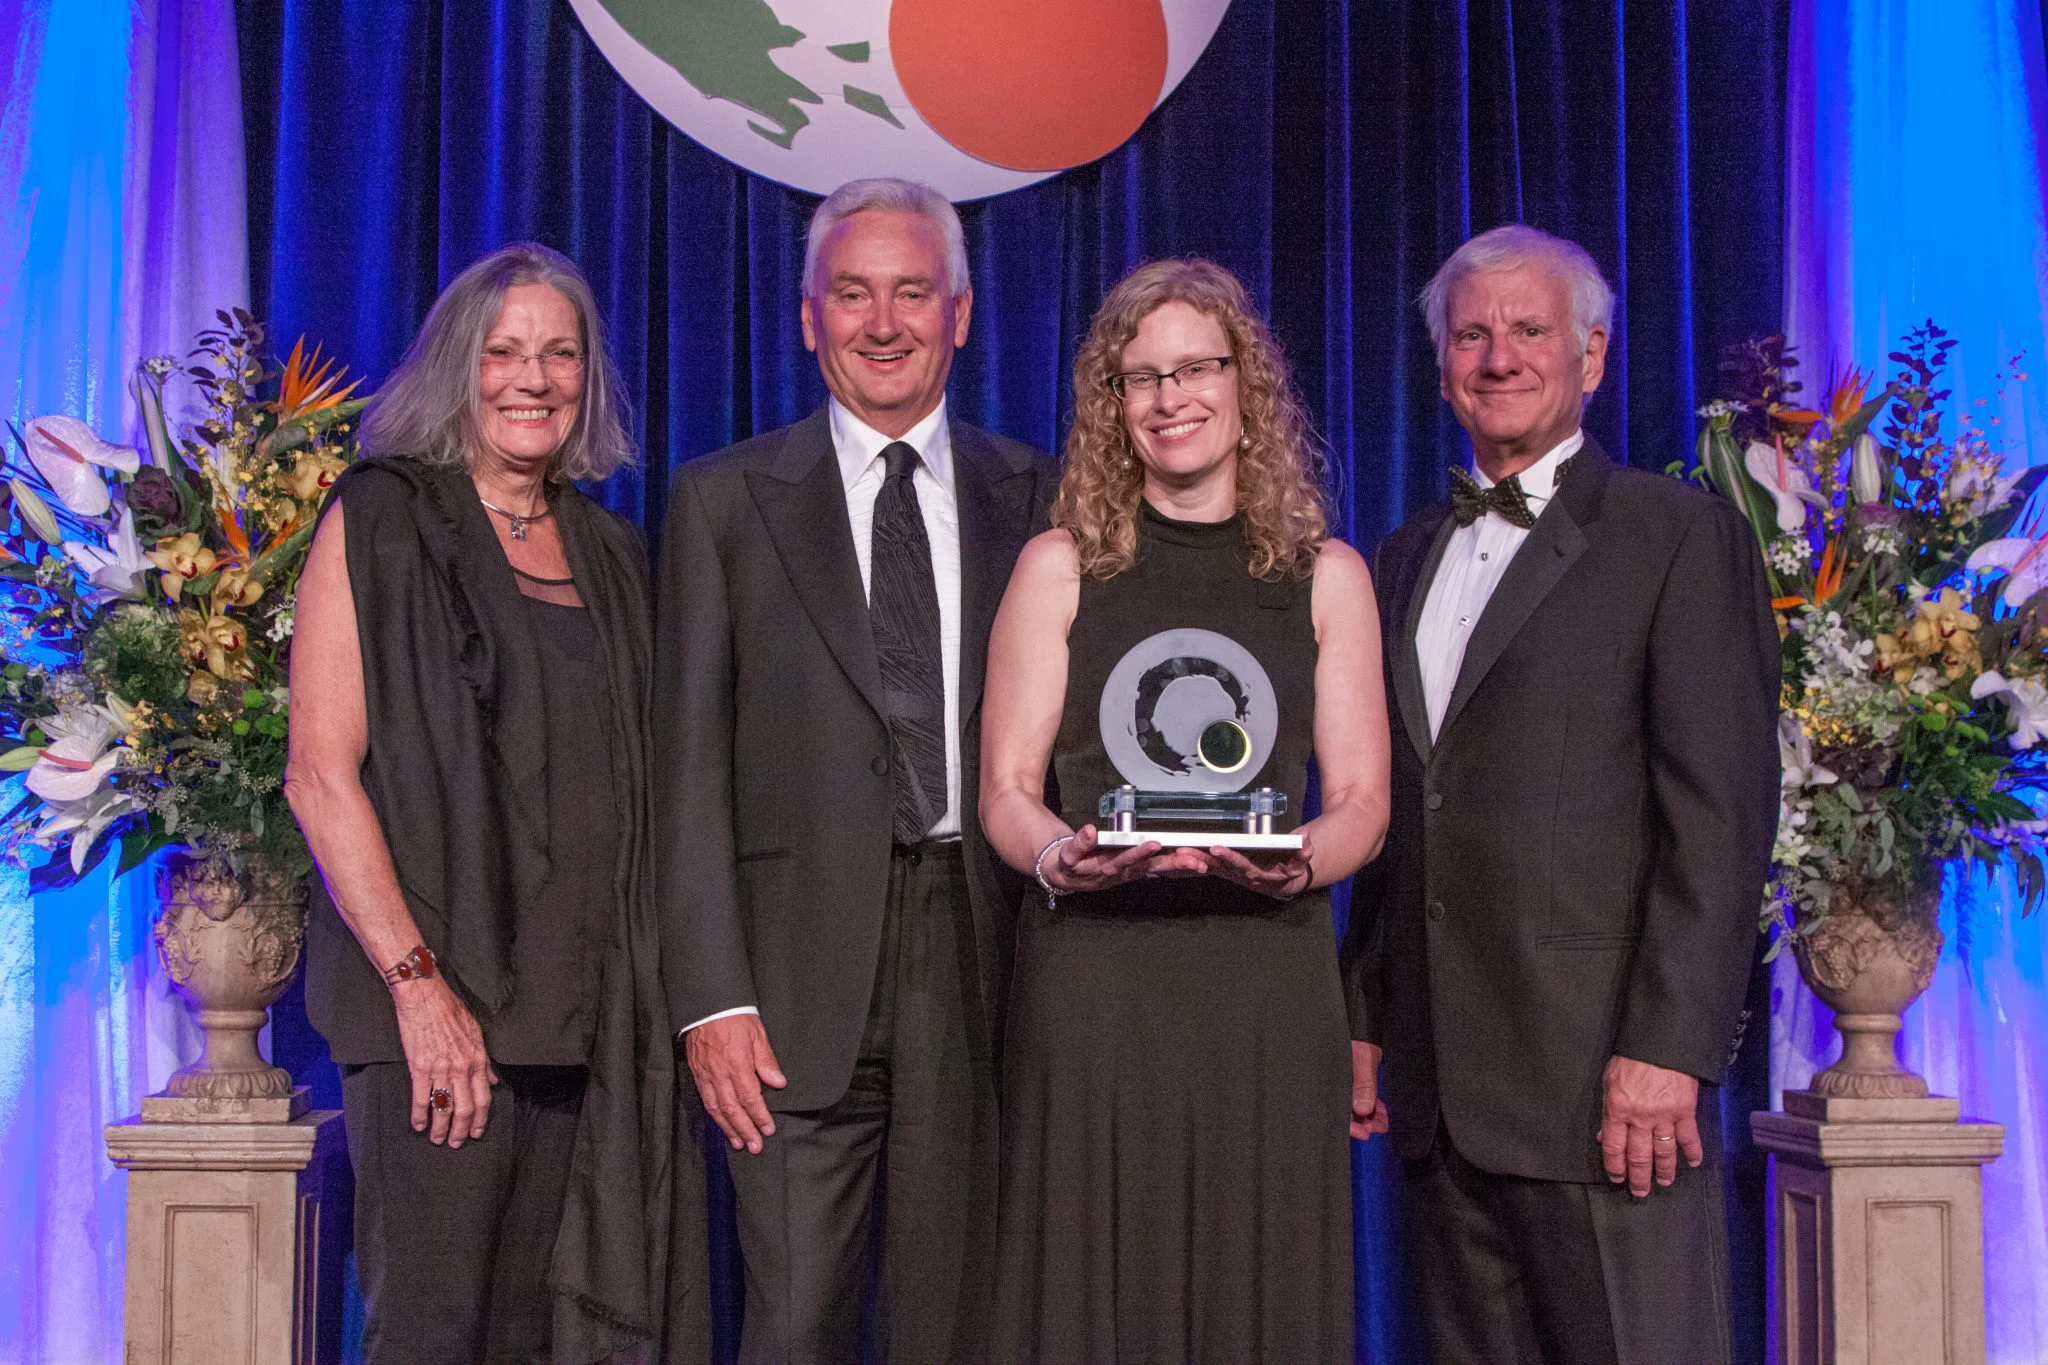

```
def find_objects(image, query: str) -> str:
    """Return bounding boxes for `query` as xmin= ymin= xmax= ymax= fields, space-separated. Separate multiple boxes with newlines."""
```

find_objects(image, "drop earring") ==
xmin=1239 ymin=434 xmax=1251 ymax=450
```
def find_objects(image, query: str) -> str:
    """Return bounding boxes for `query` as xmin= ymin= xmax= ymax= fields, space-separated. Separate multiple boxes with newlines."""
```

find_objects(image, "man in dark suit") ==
xmin=654 ymin=178 xmax=1055 ymax=1362
xmin=1347 ymin=224 xmax=1780 ymax=1364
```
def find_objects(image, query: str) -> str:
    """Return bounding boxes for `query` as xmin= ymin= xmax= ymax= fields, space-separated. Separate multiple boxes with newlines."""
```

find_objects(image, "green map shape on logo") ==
xmin=602 ymin=0 xmax=827 ymax=149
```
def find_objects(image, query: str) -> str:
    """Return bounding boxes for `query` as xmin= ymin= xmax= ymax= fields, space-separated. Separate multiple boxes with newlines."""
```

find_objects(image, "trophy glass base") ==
xmin=1094 ymin=786 xmax=1301 ymax=851
xmin=1095 ymin=829 xmax=1304 ymax=850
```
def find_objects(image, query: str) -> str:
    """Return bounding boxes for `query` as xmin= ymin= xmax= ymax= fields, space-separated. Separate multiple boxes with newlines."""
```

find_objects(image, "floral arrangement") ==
xmin=0 ymin=311 xmax=362 ymax=887
xmin=1690 ymin=323 xmax=2048 ymax=950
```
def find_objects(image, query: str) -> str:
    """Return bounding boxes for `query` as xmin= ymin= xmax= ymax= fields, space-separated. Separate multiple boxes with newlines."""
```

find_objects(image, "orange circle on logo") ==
xmin=889 ymin=0 xmax=1170 ymax=173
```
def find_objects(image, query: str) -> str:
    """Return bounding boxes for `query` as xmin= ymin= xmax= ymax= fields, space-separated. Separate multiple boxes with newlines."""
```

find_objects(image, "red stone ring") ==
xmin=430 ymin=1088 xmax=453 ymax=1111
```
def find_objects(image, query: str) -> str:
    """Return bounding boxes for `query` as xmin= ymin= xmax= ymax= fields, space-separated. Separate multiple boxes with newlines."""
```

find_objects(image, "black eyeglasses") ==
xmin=1107 ymin=356 xmax=1235 ymax=401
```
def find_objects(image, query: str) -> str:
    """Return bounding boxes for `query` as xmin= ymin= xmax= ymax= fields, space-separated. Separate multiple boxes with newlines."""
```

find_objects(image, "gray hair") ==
xmin=360 ymin=242 xmax=635 ymax=481
xmin=1419 ymin=224 xmax=1615 ymax=364
xmin=801 ymin=178 xmax=971 ymax=299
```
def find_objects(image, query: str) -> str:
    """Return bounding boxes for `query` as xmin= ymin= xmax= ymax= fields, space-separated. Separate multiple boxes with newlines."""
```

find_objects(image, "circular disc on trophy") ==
xmin=1098 ymin=628 xmax=1280 ymax=793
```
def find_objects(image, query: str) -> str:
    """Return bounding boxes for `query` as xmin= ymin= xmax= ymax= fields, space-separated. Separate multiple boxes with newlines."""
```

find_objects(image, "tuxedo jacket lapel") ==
xmin=953 ymin=421 xmax=1036 ymax=724
xmin=746 ymin=410 xmax=888 ymax=724
xmin=1435 ymin=439 xmax=1612 ymax=743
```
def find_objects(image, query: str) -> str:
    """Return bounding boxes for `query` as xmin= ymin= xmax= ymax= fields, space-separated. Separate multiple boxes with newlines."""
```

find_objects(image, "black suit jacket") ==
xmin=654 ymin=407 xmax=1056 ymax=1112
xmin=1345 ymin=436 xmax=1780 ymax=1182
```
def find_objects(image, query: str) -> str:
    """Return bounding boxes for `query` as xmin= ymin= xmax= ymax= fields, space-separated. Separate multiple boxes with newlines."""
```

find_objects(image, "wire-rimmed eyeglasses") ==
xmin=480 ymin=346 xmax=585 ymax=379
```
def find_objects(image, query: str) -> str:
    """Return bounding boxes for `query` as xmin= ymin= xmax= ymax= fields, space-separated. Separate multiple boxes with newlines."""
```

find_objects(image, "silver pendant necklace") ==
xmin=478 ymin=495 xmax=553 ymax=541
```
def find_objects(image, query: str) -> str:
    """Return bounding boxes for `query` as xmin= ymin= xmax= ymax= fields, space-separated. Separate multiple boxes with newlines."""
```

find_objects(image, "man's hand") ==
xmin=1350 ymin=1040 xmax=1391 ymax=1140
xmin=1599 ymin=1054 xmax=1702 ymax=1196
xmin=685 ymin=1013 xmax=787 ymax=1154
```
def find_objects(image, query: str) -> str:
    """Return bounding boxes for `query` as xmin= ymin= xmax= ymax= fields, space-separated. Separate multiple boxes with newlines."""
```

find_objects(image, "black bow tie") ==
xmin=1449 ymin=466 xmax=1537 ymax=528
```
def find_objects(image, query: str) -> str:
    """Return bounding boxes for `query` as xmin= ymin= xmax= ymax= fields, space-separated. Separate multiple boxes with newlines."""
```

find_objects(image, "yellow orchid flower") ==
xmin=147 ymin=532 xmax=216 ymax=601
xmin=282 ymin=449 xmax=348 ymax=503
xmin=177 ymin=608 xmax=255 ymax=681
xmin=211 ymin=565 xmax=263 ymax=611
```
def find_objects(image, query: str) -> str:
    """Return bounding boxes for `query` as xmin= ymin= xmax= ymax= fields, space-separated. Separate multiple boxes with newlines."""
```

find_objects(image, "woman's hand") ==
xmin=1205 ymin=840 xmax=1313 ymax=899
xmin=1043 ymin=824 xmax=1209 ymax=894
xmin=392 ymin=976 xmax=498 ymax=1147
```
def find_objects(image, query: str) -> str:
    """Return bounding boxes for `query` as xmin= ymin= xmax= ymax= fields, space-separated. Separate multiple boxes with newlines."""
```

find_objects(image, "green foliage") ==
xmin=81 ymin=605 xmax=187 ymax=714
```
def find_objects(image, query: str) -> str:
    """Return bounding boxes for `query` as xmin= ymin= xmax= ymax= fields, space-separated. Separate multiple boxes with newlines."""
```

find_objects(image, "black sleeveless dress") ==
xmin=992 ymin=503 xmax=1354 ymax=1363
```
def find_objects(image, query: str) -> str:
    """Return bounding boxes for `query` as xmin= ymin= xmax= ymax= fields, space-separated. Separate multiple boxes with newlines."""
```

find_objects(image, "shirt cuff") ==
xmin=678 ymin=1005 xmax=759 ymax=1040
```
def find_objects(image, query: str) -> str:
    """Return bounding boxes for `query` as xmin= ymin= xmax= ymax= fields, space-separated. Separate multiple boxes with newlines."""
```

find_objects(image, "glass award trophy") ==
xmin=1091 ymin=627 xmax=1302 ymax=851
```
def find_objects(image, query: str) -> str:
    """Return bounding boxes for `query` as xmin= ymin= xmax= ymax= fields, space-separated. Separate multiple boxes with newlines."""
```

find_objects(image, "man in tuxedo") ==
xmin=1347 ymin=224 xmax=1779 ymax=1364
xmin=654 ymin=178 xmax=1055 ymax=1362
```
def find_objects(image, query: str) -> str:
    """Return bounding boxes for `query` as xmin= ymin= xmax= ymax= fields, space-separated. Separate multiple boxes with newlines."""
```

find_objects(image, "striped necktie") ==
xmin=870 ymin=441 xmax=947 ymax=843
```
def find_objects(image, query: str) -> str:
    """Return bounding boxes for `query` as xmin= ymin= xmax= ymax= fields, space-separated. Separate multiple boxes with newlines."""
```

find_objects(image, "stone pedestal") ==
xmin=1752 ymin=1092 xmax=2003 ymax=1365
xmin=105 ymin=1104 xmax=344 ymax=1365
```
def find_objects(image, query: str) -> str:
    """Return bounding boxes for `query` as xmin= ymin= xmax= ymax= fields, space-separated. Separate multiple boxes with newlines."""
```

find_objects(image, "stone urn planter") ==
xmin=1791 ymin=876 xmax=1945 ymax=1099
xmin=148 ymin=855 xmax=308 ymax=1114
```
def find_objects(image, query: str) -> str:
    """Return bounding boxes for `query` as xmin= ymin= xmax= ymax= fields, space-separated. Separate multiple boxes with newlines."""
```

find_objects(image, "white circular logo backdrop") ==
xmin=569 ymin=0 xmax=1232 ymax=201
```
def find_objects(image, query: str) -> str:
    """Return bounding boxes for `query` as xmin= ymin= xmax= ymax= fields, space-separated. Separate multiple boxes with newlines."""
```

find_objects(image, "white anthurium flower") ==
xmin=62 ymin=505 xmax=151 ymax=603
xmin=1970 ymin=671 xmax=2048 ymax=749
xmin=24 ymin=702 xmax=127 ymax=803
xmin=23 ymin=415 xmax=139 ymax=518
xmin=1779 ymin=713 xmax=1838 ymax=791
xmin=1966 ymin=536 xmax=2048 ymax=610
xmin=33 ymin=785 xmax=141 ymax=873
xmin=1744 ymin=439 xmax=1827 ymax=533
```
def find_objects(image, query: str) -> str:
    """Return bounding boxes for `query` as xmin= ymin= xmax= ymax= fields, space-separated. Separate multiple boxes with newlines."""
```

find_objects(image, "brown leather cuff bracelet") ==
xmin=382 ymin=944 xmax=438 ymax=986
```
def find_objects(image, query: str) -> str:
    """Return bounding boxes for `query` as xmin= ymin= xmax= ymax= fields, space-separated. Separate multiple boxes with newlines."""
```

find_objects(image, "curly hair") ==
xmin=1054 ymin=258 xmax=1329 ymax=581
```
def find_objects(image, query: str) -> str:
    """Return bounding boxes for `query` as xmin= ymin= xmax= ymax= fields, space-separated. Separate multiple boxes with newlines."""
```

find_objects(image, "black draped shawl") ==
xmin=311 ymin=457 xmax=700 ymax=1360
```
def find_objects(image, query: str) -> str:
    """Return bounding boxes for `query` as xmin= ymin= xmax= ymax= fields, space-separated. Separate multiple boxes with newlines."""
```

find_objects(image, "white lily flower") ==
xmin=8 ymin=479 xmax=61 ymax=544
xmin=1744 ymin=440 xmax=1827 ymax=533
xmin=1970 ymin=670 xmax=2048 ymax=749
xmin=1966 ymin=536 xmax=2048 ymax=609
xmin=24 ymin=702 xmax=127 ymax=803
xmin=62 ymin=505 xmax=151 ymax=603
xmin=22 ymin=416 xmax=139 ymax=518
xmin=1779 ymin=713 xmax=1838 ymax=790
xmin=32 ymin=784 xmax=140 ymax=873
xmin=1947 ymin=458 xmax=2026 ymax=519
xmin=1850 ymin=433 xmax=1885 ymax=505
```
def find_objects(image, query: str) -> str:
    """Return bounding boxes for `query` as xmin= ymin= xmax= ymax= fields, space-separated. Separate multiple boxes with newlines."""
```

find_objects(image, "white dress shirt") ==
xmin=1415 ymin=430 xmax=1584 ymax=741
xmin=684 ymin=399 xmax=965 ymax=1036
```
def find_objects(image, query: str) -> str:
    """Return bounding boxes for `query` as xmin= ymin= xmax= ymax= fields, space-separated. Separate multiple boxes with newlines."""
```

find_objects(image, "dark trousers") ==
xmin=725 ymin=840 xmax=998 ymax=1365
xmin=342 ymin=1061 xmax=586 ymax=1365
xmin=1404 ymin=1116 xmax=1733 ymax=1365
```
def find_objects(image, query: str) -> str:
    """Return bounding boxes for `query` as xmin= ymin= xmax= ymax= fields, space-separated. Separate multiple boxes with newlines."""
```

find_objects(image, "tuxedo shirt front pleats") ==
xmin=1414 ymin=431 xmax=1584 ymax=741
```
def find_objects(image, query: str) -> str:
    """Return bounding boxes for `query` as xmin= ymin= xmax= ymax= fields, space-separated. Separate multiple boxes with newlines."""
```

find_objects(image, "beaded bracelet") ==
xmin=1034 ymin=834 xmax=1075 ymax=909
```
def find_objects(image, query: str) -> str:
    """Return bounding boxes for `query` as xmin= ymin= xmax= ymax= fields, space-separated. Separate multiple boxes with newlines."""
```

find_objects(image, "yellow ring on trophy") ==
xmin=1197 ymin=719 xmax=1252 ymax=774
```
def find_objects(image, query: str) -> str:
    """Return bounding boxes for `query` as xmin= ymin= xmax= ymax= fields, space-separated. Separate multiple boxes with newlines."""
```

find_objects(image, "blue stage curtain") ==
xmin=237 ymin=2 xmax=1788 ymax=1360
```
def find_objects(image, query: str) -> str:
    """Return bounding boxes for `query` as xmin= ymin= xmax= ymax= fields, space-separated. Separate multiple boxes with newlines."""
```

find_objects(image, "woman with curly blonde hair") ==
xmin=980 ymin=258 xmax=1392 ymax=1359
xmin=1054 ymin=258 xmax=1332 ymax=580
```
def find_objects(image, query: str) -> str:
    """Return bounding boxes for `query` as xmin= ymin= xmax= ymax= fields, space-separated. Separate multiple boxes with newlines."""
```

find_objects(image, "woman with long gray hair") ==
xmin=285 ymin=243 xmax=698 ymax=1361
